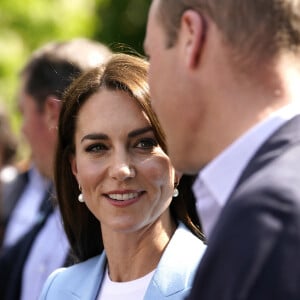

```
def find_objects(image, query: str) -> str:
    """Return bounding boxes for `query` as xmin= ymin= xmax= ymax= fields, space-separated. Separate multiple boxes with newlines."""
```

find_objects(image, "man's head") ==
xmin=151 ymin=0 xmax=300 ymax=65
xmin=144 ymin=0 xmax=300 ymax=173
xmin=18 ymin=38 xmax=112 ymax=179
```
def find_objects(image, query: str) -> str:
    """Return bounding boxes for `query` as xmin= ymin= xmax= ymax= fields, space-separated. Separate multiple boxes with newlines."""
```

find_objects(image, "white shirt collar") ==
xmin=29 ymin=165 xmax=51 ymax=190
xmin=193 ymin=104 xmax=300 ymax=238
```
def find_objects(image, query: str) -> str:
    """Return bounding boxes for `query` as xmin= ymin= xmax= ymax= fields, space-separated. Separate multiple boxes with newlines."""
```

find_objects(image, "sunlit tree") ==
xmin=0 ymin=0 xmax=149 ymax=160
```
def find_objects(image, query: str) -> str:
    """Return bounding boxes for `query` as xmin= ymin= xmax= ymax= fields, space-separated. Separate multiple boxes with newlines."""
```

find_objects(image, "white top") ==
xmin=3 ymin=166 xmax=51 ymax=246
xmin=97 ymin=267 xmax=156 ymax=300
xmin=21 ymin=208 xmax=69 ymax=300
xmin=193 ymin=104 xmax=300 ymax=239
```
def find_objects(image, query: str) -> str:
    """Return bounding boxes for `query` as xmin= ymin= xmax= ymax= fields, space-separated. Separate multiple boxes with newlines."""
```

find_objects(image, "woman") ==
xmin=39 ymin=53 xmax=206 ymax=300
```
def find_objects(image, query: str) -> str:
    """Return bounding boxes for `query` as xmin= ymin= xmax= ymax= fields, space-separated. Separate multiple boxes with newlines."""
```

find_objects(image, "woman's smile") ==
xmin=104 ymin=190 xmax=146 ymax=207
xmin=105 ymin=190 xmax=145 ymax=201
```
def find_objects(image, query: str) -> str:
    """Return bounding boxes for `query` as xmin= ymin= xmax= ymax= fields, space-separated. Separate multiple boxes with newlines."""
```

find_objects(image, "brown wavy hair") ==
xmin=55 ymin=53 xmax=204 ymax=262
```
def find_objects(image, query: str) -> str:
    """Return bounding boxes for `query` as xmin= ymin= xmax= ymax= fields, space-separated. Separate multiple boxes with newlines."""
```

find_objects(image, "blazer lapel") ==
xmin=232 ymin=115 xmax=300 ymax=196
xmin=72 ymin=253 xmax=106 ymax=300
xmin=144 ymin=223 xmax=205 ymax=299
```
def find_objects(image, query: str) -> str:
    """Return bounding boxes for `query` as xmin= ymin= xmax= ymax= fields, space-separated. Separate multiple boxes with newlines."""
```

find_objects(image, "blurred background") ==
xmin=0 ymin=0 xmax=150 ymax=162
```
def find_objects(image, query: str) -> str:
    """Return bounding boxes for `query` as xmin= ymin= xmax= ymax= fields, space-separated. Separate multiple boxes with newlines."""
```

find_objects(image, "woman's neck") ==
xmin=101 ymin=213 xmax=177 ymax=282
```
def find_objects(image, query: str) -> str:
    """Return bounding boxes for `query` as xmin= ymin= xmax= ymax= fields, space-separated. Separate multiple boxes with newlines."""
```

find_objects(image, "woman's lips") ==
xmin=107 ymin=192 xmax=140 ymax=201
xmin=104 ymin=191 xmax=145 ymax=206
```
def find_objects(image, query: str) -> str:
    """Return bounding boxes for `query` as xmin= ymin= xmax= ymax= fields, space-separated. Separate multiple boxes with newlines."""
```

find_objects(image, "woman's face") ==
xmin=71 ymin=89 xmax=176 ymax=233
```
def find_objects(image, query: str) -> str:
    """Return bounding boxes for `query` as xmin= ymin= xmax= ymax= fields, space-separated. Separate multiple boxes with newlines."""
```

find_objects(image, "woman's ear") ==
xmin=70 ymin=153 xmax=78 ymax=179
xmin=174 ymin=170 xmax=182 ymax=186
xmin=180 ymin=9 xmax=207 ymax=69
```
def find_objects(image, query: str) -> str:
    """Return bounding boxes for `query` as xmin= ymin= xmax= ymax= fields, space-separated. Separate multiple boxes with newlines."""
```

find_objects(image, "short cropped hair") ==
xmin=158 ymin=0 xmax=300 ymax=64
xmin=20 ymin=38 xmax=112 ymax=111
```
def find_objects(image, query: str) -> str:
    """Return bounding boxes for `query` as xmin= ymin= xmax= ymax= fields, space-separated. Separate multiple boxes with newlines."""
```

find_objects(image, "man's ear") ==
xmin=180 ymin=10 xmax=206 ymax=69
xmin=44 ymin=95 xmax=61 ymax=129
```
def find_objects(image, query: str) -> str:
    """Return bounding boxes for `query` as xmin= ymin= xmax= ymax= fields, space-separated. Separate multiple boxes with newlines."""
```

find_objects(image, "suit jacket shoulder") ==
xmin=39 ymin=222 xmax=206 ymax=300
xmin=187 ymin=116 xmax=300 ymax=300
xmin=39 ymin=255 xmax=104 ymax=300
xmin=1 ymin=170 xmax=29 ymax=225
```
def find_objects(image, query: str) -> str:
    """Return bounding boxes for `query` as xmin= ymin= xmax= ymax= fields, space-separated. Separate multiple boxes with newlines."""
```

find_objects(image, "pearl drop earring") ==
xmin=78 ymin=184 xmax=84 ymax=203
xmin=173 ymin=188 xmax=179 ymax=197
xmin=78 ymin=193 xmax=84 ymax=203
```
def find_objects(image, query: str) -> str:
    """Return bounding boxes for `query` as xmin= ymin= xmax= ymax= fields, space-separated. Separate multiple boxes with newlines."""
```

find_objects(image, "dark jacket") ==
xmin=187 ymin=116 xmax=300 ymax=300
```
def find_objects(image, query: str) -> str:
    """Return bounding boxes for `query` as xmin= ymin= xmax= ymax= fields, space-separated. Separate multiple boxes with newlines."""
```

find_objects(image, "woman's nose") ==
xmin=109 ymin=155 xmax=136 ymax=181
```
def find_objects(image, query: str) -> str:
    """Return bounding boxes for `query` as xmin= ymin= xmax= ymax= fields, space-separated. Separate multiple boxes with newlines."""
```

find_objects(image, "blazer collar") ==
xmin=145 ymin=222 xmax=204 ymax=298
xmin=71 ymin=254 xmax=106 ymax=300
xmin=78 ymin=224 xmax=191 ymax=299
xmin=233 ymin=115 xmax=300 ymax=195
xmin=69 ymin=223 xmax=204 ymax=299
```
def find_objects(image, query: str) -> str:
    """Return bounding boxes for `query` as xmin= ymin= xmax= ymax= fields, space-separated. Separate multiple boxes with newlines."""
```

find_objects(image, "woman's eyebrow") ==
xmin=81 ymin=133 xmax=108 ymax=143
xmin=128 ymin=126 xmax=153 ymax=138
xmin=80 ymin=126 xmax=153 ymax=143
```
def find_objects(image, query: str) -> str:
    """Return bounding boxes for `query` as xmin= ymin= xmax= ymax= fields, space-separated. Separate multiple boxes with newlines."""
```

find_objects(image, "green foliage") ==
xmin=94 ymin=0 xmax=150 ymax=54
xmin=0 ymin=0 xmax=98 ymax=137
xmin=0 ymin=0 xmax=150 ymax=160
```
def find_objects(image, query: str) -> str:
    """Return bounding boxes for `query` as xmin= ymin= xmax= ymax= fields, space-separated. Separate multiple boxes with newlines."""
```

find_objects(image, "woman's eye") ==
xmin=136 ymin=138 xmax=158 ymax=149
xmin=86 ymin=143 xmax=108 ymax=153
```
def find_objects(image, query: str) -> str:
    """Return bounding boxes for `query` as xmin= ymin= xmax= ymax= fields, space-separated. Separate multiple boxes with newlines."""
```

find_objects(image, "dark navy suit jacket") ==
xmin=0 ymin=172 xmax=71 ymax=300
xmin=0 ymin=170 xmax=29 ymax=245
xmin=187 ymin=116 xmax=300 ymax=300
xmin=0 ymin=174 xmax=54 ymax=300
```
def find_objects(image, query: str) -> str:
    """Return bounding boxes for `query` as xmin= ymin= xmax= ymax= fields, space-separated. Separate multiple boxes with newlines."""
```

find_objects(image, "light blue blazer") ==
xmin=39 ymin=222 xmax=206 ymax=300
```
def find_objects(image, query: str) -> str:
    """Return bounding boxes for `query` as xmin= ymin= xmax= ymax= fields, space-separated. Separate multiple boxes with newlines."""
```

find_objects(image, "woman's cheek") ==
xmin=140 ymin=156 xmax=174 ymax=186
xmin=77 ymin=159 xmax=106 ymax=187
